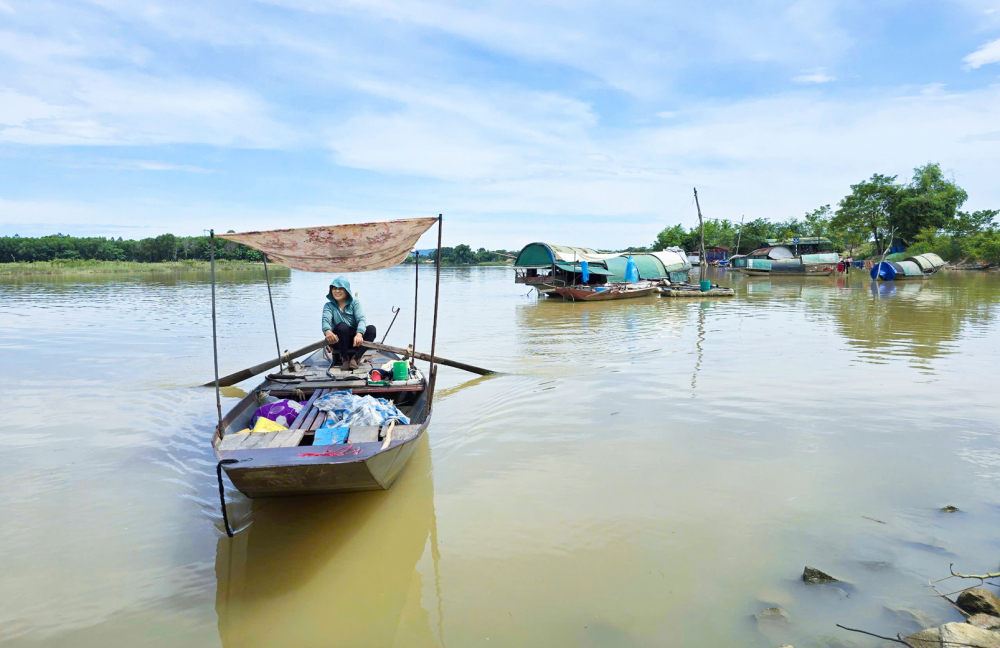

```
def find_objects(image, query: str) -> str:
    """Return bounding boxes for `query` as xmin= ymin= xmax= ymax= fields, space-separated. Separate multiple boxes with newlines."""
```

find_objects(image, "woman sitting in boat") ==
xmin=322 ymin=276 xmax=376 ymax=371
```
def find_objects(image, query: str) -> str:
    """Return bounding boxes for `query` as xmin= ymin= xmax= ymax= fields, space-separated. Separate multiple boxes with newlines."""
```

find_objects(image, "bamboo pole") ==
xmin=362 ymin=340 xmax=496 ymax=376
xmin=694 ymin=188 xmax=706 ymax=268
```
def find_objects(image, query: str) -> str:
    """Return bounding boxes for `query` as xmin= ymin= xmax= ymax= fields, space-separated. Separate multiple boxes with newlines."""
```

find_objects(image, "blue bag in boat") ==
xmin=580 ymin=260 xmax=590 ymax=283
xmin=315 ymin=420 xmax=349 ymax=445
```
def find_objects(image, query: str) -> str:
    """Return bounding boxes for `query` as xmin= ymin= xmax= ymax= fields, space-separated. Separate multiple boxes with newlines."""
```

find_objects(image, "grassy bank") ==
xmin=0 ymin=259 xmax=285 ymax=275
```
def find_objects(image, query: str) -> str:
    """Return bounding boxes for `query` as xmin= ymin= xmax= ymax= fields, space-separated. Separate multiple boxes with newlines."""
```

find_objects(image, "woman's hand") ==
xmin=325 ymin=330 xmax=338 ymax=344
xmin=353 ymin=332 xmax=364 ymax=347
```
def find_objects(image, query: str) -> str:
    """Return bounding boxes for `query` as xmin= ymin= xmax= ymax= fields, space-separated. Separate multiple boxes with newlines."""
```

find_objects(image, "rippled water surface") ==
xmin=2 ymin=267 xmax=999 ymax=647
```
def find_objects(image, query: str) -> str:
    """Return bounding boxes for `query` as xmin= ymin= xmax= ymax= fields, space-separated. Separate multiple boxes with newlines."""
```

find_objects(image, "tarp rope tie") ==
xmin=297 ymin=443 xmax=362 ymax=458
xmin=216 ymin=459 xmax=240 ymax=538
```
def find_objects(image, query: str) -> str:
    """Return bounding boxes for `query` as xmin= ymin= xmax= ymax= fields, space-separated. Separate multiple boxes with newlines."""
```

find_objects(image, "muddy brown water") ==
xmin=1 ymin=267 xmax=999 ymax=647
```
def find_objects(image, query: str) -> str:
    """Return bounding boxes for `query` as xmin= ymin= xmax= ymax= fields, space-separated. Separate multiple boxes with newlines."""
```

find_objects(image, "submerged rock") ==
xmin=802 ymin=566 xmax=840 ymax=584
xmin=754 ymin=607 xmax=791 ymax=627
xmin=857 ymin=560 xmax=892 ymax=572
xmin=967 ymin=613 xmax=1000 ymax=629
xmin=883 ymin=604 xmax=938 ymax=631
xmin=941 ymin=505 xmax=960 ymax=513
xmin=957 ymin=588 xmax=1000 ymax=617
xmin=906 ymin=622 xmax=1000 ymax=648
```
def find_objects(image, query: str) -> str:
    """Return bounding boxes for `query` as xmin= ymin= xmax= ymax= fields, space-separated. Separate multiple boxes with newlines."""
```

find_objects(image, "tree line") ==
xmin=0 ymin=233 xmax=264 ymax=263
xmin=0 ymin=233 xmax=517 ymax=265
xmin=404 ymin=245 xmax=513 ymax=264
xmin=651 ymin=163 xmax=999 ymax=263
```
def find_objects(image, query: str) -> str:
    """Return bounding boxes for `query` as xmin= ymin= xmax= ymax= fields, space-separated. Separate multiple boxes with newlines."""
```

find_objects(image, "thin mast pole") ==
xmin=262 ymin=254 xmax=283 ymax=372
xmin=735 ymin=215 xmax=744 ymax=256
xmin=411 ymin=251 xmax=419 ymax=367
xmin=429 ymin=215 xmax=443 ymax=377
xmin=694 ymin=187 xmax=706 ymax=269
xmin=210 ymin=230 xmax=222 ymax=428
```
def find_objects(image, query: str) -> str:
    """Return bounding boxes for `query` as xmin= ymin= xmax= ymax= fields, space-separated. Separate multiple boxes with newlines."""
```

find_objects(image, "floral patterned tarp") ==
xmin=218 ymin=218 xmax=438 ymax=273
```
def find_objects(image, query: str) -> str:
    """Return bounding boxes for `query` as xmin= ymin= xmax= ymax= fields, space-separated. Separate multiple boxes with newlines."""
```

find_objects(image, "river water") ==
xmin=2 ymin=266 xmax=999 ymax=647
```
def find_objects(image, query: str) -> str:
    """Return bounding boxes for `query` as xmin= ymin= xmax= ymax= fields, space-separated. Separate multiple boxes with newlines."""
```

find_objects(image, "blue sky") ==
xmin=1 ymin=0 xmax=999 ymax=250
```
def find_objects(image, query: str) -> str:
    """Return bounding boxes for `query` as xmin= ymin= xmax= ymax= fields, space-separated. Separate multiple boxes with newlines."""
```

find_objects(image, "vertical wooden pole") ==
xmin=429 ymin=215 xmax=443 ymax=378
xmin=210 ymin=230 xmax=222 ymax=428
xmin=735 ymin=215 xmax=744 ymax=257
xmin=694 ymin=187 xmax=706 ymax=269
xmin=411 ymin=251 xmax=419 ymax=367
xmin=262 ymin=254 xmax=283 ymax=372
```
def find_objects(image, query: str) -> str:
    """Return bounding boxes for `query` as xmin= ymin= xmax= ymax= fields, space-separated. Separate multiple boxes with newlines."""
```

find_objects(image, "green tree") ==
xmin=833 ymin=174 xmax=900 ymax=254
xmin=652 ymin=224 xmax=687 ymax=251
xmin=450 ymin=244 xmax=476 ymax=264
xmin=892 ymin=163 xmax=968 ymax=243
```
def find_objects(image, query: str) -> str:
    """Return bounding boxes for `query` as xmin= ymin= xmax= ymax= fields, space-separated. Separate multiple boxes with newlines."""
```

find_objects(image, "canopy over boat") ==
xmin=218 ymin=217 xmax=438 ymax=273
xmin=906 ymin=253 xmax=946 ymax=271
xmin=514 ymin=242 xmax=622 ymax=267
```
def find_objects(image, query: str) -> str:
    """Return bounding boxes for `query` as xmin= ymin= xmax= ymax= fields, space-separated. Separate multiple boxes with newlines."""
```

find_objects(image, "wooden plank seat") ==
xmin=218 ymin=387 xmax=417 ymax=451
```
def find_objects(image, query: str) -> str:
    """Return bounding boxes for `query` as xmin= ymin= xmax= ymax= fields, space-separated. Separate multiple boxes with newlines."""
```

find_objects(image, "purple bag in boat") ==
xmin=251 ymin=399 xmax=304 ymax=428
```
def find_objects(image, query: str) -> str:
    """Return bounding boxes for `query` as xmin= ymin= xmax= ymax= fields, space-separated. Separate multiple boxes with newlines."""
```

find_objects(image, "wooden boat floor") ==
xmin=217 ymin=380 xmax=421 ymax=451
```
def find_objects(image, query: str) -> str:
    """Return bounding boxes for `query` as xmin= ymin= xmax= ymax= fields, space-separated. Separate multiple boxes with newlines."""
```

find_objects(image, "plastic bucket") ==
xmin=392 ymin=361 xmax=409 ymax=381
xmin=700 ymin=280 xmax=711 ymax=292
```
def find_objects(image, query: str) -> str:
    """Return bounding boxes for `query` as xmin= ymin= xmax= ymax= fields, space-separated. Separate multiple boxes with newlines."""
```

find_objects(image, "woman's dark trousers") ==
xmin=332 ymin=323 xmax=376 ymax=360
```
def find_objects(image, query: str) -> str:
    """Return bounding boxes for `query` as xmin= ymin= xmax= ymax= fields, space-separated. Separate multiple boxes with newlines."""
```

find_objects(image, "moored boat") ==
xmin=514 ymin=242 xmax=691 ymax=295
xmin=870 ymin=253 xmax=946 ymax=281
xmin=552 ymin=284 xmax=660 ymax=301
xmin=207 ymin=217 xmax=444 ymax=502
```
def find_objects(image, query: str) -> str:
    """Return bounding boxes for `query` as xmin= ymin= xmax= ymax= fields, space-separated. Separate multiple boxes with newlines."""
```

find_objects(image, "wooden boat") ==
xmin=207 ymin=217 xmax=444 ymax=501
xmin=213 ymin=346 xmax=434 ymax=497
xmin=552 ymin=284 xmax=660 ymax=301
xmin=870 ymin=253 xmax=946 ymax=281
xmin=732 ymin=247 xmax=838 ymax=277
xmin=514 ymin=242 xmax=692 ymax=295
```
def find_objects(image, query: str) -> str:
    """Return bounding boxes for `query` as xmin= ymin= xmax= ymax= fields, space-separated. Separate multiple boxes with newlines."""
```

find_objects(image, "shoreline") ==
xmin=1 ymin=259 xmax=515 ymax=276
xmin=0 ymin=260 xmax=285 ymax=276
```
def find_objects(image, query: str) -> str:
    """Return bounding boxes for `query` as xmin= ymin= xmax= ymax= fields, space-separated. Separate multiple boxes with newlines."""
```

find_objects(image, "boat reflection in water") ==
xmin=215 ymin=434 xmax=440 ymax=648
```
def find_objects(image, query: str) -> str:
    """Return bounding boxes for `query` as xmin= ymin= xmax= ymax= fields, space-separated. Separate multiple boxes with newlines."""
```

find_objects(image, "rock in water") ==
xmin=906 ymin=622 xmax=1000 ymax=648
xmin=802 ymin=566 xmax=839 ymax=584
xmin=941 ymin=505 xmax=960 ymax=513
xmin=967 ymin=613 xmax=1000 ymax=629
xmin=883 ymin=604 xmax=937 ymax=631
xmin=957 ymin=588 xmax=1000 ymax=617
xmin=754 ymin=607 xmax=792 ymax=627
xmin=755 ymin=607 xmax=792 ymax=644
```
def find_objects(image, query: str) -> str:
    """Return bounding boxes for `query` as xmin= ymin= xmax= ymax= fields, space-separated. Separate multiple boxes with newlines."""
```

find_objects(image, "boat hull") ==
xmin=213 ymin=348 xmax=432 ymax=498
xmin=552 ymin=286 xmax=660 ymax=301
xmin=738 ymin=268 xmax=834 ymax=276
xmin=219 ymin=422 xmax=428 ymax=497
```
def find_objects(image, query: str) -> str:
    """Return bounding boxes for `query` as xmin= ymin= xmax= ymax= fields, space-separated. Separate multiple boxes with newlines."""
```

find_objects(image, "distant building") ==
xmin=706 ymin=246 xmax=729 ymax=263
xmin=764 ymin=237 xmax=833 ymax=255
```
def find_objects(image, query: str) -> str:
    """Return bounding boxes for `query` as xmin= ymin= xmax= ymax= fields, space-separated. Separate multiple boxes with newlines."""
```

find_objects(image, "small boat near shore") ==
xmin=514 ymin=242 xmax=691 ymax=295
xmin=552 ymin=284 xmax=660 ymax=301
xmin=870 ymin=253 xmax=947 ymax=281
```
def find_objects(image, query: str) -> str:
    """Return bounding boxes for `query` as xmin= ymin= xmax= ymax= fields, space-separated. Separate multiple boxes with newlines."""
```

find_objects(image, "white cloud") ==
xmin=0 ymin=71 xmax=296 ymax=147
xmin=793 ymin=68 xmax=835 ymax=84
xmin=657 ymin=111 xmax=677 ymax=118
xmin=963 ymin=38 xmax=1000 ymax=69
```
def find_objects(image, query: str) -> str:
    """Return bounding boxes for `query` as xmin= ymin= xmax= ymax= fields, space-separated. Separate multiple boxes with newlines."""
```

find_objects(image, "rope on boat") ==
xmin=216 ymin=458 xmax=240 ymax=538
xmin=297 ymin=443 xmax=362 ymax=458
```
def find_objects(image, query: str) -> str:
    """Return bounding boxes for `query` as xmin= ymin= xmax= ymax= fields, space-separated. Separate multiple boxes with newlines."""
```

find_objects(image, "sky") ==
xmin=1 ymin=0 xmax=999 ymax=250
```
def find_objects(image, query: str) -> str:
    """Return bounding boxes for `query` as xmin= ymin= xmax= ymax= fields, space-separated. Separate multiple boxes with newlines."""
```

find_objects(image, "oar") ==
xmin=361 ymin=340 xmax=497 ymax=376
xmin=204 ymin=338 xmax=497 ymax=387
xmin=201 ymin=339 xmax=328 ymax=387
